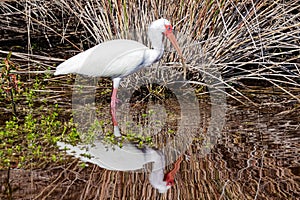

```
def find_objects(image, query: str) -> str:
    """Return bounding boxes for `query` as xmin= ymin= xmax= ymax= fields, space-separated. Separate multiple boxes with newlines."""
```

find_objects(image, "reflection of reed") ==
xmin=1 ymin=99 xmax=299 ymax=199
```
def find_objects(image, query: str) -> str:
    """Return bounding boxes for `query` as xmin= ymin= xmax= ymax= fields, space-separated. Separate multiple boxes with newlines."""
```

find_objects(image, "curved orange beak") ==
xmin=164 ymin=25 xmax=183 ymax=58
xmin=164 ymin=172 xmax=175 ymax=186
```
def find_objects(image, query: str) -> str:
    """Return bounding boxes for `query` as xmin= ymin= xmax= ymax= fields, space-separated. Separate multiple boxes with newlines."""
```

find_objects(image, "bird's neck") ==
xmin=148 ymin=29 xmax=164 ymax=53
xmin=142 ymin=30 xmax=164 ymax=65
xmin=147 ymin=149 xmax=169 ymax=192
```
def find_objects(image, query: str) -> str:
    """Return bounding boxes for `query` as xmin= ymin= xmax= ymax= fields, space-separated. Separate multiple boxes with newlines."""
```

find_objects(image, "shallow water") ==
xmin=1 ymin=91 xmax=299 ymax=199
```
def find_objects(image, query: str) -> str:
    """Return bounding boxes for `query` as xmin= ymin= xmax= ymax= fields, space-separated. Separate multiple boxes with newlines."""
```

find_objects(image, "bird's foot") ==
xmin=113 ymin=125 xmax=121 ymax=137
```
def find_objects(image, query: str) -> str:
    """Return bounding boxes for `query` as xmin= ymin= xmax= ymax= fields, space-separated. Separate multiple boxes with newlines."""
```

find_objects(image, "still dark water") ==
xmin=1 ymin=93 xmax=299 ymax=200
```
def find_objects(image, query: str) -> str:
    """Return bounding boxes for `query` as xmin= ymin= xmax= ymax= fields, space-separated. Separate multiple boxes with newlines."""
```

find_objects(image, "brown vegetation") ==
xmin=0 ymin=0 xmax=299 ymax=199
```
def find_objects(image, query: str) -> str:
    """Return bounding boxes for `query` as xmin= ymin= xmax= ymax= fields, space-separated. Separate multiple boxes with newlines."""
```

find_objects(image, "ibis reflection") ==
xmin=57 ymin=125 xmax=182 ymax=193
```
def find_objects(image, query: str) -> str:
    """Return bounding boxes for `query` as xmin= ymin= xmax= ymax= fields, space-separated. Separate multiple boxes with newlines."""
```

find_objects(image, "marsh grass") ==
xmin=0 ymin=0 xmax=299 ymax=103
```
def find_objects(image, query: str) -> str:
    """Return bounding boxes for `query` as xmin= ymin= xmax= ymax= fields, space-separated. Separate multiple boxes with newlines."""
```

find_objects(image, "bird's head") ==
xmin=149 ymin=167 xmax=172 ymax=194
xmin=164 ymin=172 xmax=175 ymax=186
xmin=149 ymin=18 xmax=183 ymax=58
xmin=149 ymin=18 xmax=172 ymax=35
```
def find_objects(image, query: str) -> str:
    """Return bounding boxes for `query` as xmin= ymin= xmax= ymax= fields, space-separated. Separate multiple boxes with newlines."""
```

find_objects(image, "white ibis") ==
xmin=54 ymin=18 xmax=183 ymax=127
xmin=57 ymin=136 xmax=182 ymax=193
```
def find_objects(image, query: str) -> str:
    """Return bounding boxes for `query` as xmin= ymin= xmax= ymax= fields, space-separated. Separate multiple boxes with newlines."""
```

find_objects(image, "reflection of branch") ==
xmin=219 ymin=179 xmax=230 ymax=200
xmin=6 ymin=166 xmax=12 ymax=200
xmin=237 ymin=146 xmax=258 ymax=179
xmin=81 ymin=165 xmax=97 ymax=198
xmin=34 ymin=159 xmax=78 ymax=200
xmin=254 ymin=149 xmax=265 ymax=200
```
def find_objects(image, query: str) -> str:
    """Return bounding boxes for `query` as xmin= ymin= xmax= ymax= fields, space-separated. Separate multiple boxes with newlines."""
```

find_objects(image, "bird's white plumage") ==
xmin=54 ymin=18 xmax=180 ymax=81
xmin=57 ymin=140 xmax=164 ymax=171
xmin=57 ymin=138 xmax=170 ymax=193
xmin=54 ymin=39 xmax=148 ymax=78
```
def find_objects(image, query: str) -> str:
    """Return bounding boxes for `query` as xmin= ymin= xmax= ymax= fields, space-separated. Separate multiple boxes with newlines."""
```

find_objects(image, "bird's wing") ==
xmin=80 ymin=39 xmax=148 ymax=77
xmin=98 ymin=47 xmax=147 ymax=78
xmin=57 ymin=141 xmax=152 ymax=171
xmin=55 ymin=39 xmax=148 ymax=77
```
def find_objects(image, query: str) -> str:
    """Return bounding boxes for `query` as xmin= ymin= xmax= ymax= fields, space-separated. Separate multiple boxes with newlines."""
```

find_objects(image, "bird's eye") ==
xmin=165 ymin=25 xmax=172 ymax=31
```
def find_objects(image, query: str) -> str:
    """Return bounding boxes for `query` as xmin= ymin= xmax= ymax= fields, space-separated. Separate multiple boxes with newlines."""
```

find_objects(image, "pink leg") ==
xmin=111 ymin=88 xmax=118 ymax=126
